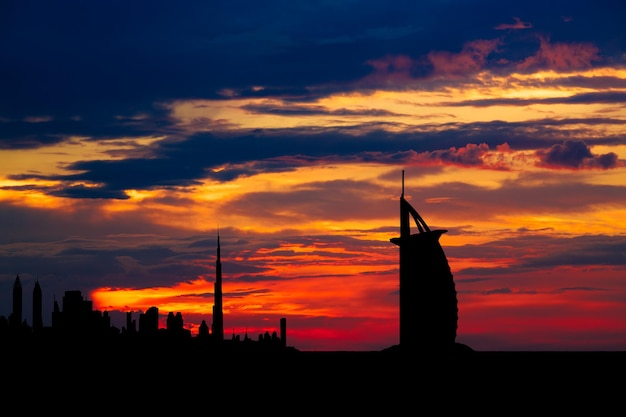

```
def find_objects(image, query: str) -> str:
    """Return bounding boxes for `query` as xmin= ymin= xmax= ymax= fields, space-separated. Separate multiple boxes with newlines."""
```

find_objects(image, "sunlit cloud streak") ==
xmin=494 ymin=17 xmax=533 ymax=30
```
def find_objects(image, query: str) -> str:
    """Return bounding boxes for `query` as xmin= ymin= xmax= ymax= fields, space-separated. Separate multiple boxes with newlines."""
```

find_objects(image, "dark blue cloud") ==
xmin=2 ymin=0 xmax=624 ymax=120
xmin=0 ymin=102 xmax=173 ymax=148
xmin=6 ymin=115 xmax=624 ymax=199
xmin=2 ymin=1 xmax=625 ymax=198
xmin=49 ymin=184 xmax=131 ymax=200
xmin=443 ymin=91 xmax=626 ymax=107
xmin=537 ymin=140 xmax=620 ymax=169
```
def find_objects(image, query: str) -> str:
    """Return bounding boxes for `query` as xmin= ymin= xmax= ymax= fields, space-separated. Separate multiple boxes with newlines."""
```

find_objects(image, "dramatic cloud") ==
xmin=519 ymin=37 xmax=601 ymax=71
xmin=427 ymin=39 xmax=501 ymax=76
xmin=1 ymin=0 xmax=625 ymax=352
xmin=536 ymin=140 xmax=621 ymax=169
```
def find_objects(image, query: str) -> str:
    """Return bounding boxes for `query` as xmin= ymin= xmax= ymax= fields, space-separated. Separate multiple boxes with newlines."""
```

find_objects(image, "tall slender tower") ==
xmin=10 ymin=274 xmax=22 ymax=328
xmin=33 ymin=278 xmax=43 ymax=333
xmin=390 ymin=171 xmax=458 ymax=351
xmin=212 ymin=232 xmax=224 ymax=341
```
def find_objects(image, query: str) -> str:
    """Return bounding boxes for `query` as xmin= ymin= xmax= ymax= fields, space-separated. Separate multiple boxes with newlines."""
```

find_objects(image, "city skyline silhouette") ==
xmin=1 ymin=4 xmax=624 ymax=410
xmin=1 ymin=172 xmax=472 ymax=355
xmin=1 ymin=175 xmax=623 ymax=413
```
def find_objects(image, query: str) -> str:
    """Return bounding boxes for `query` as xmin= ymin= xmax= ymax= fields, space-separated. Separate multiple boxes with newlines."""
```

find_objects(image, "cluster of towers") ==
xmin=0 ymin=233 xmax=288 ymax=352
xmin=2 ymin=276 xmax=116 ymax=339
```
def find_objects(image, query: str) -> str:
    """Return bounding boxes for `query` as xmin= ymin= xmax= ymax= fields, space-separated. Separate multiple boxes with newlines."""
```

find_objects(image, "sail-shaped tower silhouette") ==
xmin=390 ymin=171 xmax=459 ymax=352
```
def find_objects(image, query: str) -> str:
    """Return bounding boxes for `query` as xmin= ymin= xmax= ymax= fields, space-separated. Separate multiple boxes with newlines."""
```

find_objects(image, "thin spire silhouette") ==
xmin=212 ymin=230 xmax=224 ymax=341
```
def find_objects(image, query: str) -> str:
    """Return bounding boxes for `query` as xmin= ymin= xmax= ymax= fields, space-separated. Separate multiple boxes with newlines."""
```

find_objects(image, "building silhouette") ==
xmin=138 ymin=306 xmax=159 ymax=335
xmin=9 ymin=274 xmax=21 ymax=329
xmin=32 ymin=279 xmax=43 ymax=334
xmin=51 ymin=289 xmax=113 ymax=338
xmin=212 ymin=232 xmax=224 ymax=341
xmin=0 ymin=235 xmax=290 ymax=353
xmin=280 ymin=317 xmax=287 ymax=349
xmin=390 ymin=171 xmax=459 ymax=352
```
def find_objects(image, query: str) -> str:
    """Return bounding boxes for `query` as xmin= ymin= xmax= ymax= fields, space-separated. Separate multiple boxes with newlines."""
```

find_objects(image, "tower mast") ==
xmin=212 ymin=231 xmax=224 ymax=341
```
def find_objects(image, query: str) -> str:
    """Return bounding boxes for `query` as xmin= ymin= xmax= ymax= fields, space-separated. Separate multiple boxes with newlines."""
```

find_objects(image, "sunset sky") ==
xmin=1 ymin=0 xmax=625 ymax=351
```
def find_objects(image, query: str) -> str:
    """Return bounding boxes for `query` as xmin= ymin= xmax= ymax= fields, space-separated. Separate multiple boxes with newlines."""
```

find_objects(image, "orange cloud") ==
xmin=408 ymin=142 xmax=521 ymax=170
xmin=363 ymin=38 xmax=500 ymax=84
xmin=427 ymin=39 xmax=500 ymax=76
xmin=363 ymin=54 xmax=418 ymax=85
xmin=494 ymin=17 xmax=532 ymax=30
xmin=519 ymin=36 xmax=600 ymax=71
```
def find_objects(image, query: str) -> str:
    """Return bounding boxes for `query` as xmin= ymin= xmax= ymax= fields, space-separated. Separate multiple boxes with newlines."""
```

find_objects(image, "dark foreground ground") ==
xmin=3 ymin=340 xmax=623 ymax=411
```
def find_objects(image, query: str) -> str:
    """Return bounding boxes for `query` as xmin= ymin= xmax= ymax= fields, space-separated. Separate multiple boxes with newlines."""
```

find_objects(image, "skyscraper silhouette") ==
xmin=139 ymin=306 xmax=159 ymax=335
xmin=212 ymin=233 xmax=224 ymax=341
xmin=33 ymin=279 xmax=43 ymax=333
xmin=390 ymin=171 xmax=458 ymax=351
xmin=10 ymin=274 xmax=22 ymax=328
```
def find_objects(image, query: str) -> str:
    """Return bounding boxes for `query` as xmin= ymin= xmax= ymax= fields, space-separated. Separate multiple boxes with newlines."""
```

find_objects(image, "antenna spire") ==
xmin=401 ymin=170 xmax=405 ymax=197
